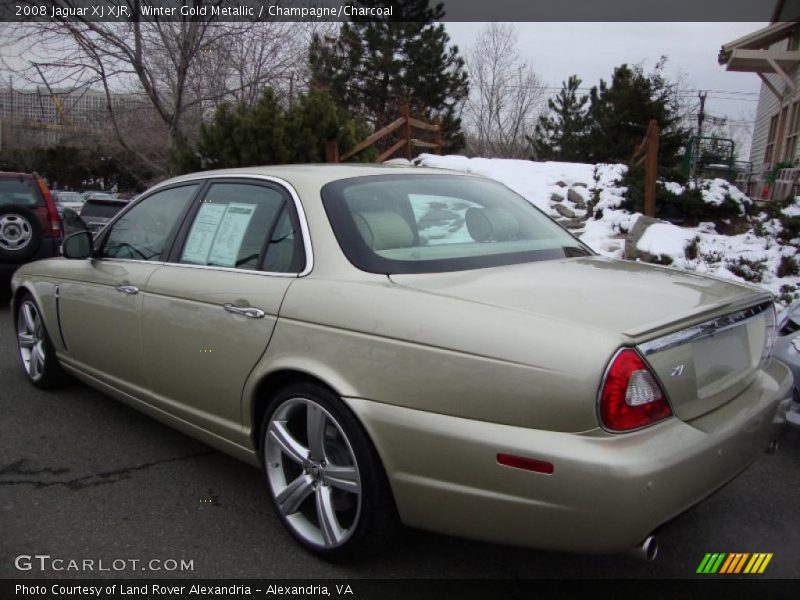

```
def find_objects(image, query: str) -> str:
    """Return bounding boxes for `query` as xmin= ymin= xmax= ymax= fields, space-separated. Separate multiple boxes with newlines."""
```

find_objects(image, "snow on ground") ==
xmin=416 ymin=154 xmax=800 ymax=302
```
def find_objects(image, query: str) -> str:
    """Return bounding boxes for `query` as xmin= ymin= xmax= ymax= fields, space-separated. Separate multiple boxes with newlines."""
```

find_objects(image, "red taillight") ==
xmin=599 ymin=348 xmax=672 ymax=432
xmin=35 ymin=177 xmax=63 ymax=238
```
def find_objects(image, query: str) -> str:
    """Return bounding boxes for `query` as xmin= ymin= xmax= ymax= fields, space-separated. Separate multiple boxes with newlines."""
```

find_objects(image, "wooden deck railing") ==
xmin=325 ymin=103 xmax=441 ymax=163
xmin=630 ymin=119 xmax=659 ymax=217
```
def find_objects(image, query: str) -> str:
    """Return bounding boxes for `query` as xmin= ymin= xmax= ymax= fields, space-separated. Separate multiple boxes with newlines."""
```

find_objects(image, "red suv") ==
xmin=0 ymin=172 xmax=63 ymax=275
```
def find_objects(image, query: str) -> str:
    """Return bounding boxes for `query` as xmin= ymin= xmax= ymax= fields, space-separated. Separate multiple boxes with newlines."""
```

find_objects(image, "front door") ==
xmin=58 ymin=184 xmax=199 ymax=393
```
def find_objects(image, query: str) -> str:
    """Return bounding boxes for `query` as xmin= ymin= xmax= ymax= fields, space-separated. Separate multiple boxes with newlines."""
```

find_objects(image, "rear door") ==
xmin=140 ymin=178 xmax=307 ymax=438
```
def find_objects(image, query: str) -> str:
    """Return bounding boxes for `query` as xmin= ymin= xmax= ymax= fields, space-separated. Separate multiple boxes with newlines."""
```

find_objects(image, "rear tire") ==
xmin=14 ymin=292 xmax=68 ymax=389
xmin=260 ymin=382 xmax=401 ymax=561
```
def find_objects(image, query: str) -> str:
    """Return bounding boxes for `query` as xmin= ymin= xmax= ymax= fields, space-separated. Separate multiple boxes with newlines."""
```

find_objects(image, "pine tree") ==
xmin=187 ymin=89 xmax=373 ymax=171
xmin=309 ymin=0 xmax=469 ymax=154
xmin=583 ymin=59 xmax=689 ymax=170
xmin=530 ymin=75 xmax=588 ymax=161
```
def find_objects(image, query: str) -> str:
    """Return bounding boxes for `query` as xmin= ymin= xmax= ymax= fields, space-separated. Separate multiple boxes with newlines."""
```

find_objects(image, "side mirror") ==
xmin=62 ymin=231 xmax=93 ymax=259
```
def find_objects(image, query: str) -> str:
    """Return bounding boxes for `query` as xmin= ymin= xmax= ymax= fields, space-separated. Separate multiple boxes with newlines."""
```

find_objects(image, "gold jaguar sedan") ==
xmin=10 ymin=164 xmax=792 ymax=561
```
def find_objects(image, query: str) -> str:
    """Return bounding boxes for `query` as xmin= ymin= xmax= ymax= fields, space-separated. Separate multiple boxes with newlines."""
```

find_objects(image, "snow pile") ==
xmin=416 ymin=154 xmax=800 ymax=302
xmin=635 ymin=221 xmax=797 ymax=299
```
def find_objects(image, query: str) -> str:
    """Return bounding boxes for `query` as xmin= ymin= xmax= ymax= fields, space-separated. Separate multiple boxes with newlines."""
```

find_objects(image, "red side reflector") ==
xmin=496 ymin=453 xmax=554 ymax=474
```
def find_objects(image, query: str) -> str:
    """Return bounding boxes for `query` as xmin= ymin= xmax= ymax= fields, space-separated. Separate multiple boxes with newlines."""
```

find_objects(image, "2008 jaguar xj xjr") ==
xmin=10 ymin=164 xmax=792 ymax=560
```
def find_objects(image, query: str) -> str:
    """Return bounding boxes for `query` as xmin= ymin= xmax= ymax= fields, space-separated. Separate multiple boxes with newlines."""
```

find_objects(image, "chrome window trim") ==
xmin=94 ymin=174 xmax=314 ymax=278
xmin=636 ymin=301 xmax=773 ymax=356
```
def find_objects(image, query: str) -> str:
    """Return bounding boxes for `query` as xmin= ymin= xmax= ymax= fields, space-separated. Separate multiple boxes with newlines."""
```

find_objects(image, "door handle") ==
xmin=115 ymin=284 xmax=139 ymax=294
xmin=223 ymin=303 xmax=265 ymax=319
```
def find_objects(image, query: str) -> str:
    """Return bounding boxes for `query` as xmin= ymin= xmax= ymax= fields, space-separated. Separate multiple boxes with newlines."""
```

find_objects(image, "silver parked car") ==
xmin=79 ymin=195 xmax=128 ymax=234
xmin=10 ymin=165 xmax=792 ymax=560
xmin=774 ymin=301 xmax=800 ymax=427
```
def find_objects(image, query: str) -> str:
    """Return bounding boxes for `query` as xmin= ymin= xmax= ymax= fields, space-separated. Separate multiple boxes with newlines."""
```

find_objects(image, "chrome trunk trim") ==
xmin=637 ymin=301 xmax=772 ymax=357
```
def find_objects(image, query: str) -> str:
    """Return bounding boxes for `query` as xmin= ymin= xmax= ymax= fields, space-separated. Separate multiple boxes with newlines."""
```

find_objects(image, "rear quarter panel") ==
xmin=243 ymin=276 xmax=624 ymax=440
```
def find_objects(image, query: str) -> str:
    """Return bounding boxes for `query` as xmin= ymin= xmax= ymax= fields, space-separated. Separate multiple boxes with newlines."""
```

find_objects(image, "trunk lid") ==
xmin=638 ymin=301 xmax=773 ymax=421
xmin=390 ymin=256 xmax=773 ymax=422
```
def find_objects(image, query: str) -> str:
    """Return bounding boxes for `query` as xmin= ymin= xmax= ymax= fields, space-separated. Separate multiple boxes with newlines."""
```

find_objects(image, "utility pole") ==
xmin=692 ymin=91 xmax=707 ymax=179
xmin=697 ymin=91 xmax=707 ymax=138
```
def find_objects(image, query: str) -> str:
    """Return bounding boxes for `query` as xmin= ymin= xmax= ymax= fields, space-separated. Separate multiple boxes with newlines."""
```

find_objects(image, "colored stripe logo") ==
xmin=697 ymin=553 xmax=773 ymax=574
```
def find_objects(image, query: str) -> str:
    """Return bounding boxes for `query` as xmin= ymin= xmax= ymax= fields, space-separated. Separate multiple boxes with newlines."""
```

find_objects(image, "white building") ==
xmin=719 ymin=0 xmax=800 ymax=199
xmin=0 ymin=85 xmax=142 ymax=150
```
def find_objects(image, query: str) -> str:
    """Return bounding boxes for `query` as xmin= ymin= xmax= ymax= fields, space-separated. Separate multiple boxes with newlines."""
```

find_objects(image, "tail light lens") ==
xmin=35 ymin=177 xmax=63 ymax=238
xmin=599 ymin=348 xmax=672 ymax=432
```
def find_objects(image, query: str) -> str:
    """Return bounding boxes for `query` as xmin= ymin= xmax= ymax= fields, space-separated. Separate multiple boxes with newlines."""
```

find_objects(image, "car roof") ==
xmin=86 ymin=195 xmax=125 ymax=201
xmin=154 ymin=163 xmax=473 ymax=191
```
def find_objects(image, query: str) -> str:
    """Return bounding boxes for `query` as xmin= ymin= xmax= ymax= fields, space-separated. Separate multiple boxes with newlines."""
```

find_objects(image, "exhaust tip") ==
xmin=629 ymin=535 xmax=659 ymax=561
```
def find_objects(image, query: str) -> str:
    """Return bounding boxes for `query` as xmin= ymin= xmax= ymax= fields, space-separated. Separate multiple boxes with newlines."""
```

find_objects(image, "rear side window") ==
xmin=0 ymin=178 xmax=43 ymax=207
xmin=178 ymin=182 xmax=304 ymax=273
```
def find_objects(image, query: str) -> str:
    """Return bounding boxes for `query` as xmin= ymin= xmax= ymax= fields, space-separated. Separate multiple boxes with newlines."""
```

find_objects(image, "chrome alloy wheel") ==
xmin=0 ymin=214 xmax=33 ymax=251
xmin=265 ymin=397 xmax=362 ymax=549
xmin=17 ymin=300 xmax=46 ymax=381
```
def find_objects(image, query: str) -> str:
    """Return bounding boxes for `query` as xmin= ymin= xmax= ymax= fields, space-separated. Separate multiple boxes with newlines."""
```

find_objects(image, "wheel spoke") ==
xmin=275 ymin=474 xmax=315 ymax=516
xmin=306 ymin=404 xmax=327 ymax=462
xmin=22 ymin=303 xmax=36 ymax=333
xmin=29 ymin=346 xmax=42 ymax=379
xmin=316 ymin=485 xmax=345 ymax=546
xmin=17 ymin=332 xmax=35 ymax=349
xmin=323 ymin=464 xmax=360 ymax=494
xmin=33 ymin=313 xmax=42 ymax=338
xmin=268 ymin=421 xmax=309 ymax=466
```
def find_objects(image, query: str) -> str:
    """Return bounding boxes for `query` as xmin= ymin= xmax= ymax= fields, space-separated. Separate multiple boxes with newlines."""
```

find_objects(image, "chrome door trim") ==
xmin=97 ymin=258 xmax=301 ymax=279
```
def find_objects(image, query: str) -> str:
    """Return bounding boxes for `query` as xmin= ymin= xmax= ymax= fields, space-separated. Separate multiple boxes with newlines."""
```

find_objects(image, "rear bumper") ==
xmin=345 ymin=359 xmax=791 ymax=554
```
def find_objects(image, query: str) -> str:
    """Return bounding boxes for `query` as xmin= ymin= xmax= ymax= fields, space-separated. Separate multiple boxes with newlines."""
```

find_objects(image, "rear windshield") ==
xmin=0 ymin=177 xmax=43 ymax=207
xmin=81 ymin=200 xmax=125 ymax=218
xmin=321 ymin=174 xmax=591 ymax=274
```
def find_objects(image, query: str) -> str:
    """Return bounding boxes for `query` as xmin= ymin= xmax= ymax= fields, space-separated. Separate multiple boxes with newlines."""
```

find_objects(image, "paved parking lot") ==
xmin=1 ymin=289 xmax=799 ymax=579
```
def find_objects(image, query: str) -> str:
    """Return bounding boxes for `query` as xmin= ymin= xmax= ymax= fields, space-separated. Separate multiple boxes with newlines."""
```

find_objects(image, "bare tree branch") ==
xmin=1 ymin=1 xmax=311 ymax=177
xmin=464 ymin=23 xmax=546 ymax=158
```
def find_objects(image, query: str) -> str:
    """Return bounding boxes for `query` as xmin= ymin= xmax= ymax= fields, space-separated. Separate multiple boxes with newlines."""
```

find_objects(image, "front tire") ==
xmin=260 ymin=382 xmax=400 ymax=560
xmin=15 ymin=293 xmax=67 ymax=389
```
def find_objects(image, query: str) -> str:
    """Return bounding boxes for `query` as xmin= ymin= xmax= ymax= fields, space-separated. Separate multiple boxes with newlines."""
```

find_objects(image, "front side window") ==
xmin=102 ymin=185 xmax=197 ymax=261
xmin=322 ymin=174 xmax=590 ymax=274
xmin=179 ymin=182 xmax=302 ymax=272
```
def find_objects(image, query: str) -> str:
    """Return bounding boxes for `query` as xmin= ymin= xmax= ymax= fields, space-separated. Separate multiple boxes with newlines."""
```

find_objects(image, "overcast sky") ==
xmin=446 ymin=22 xmax=768 ymax=155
